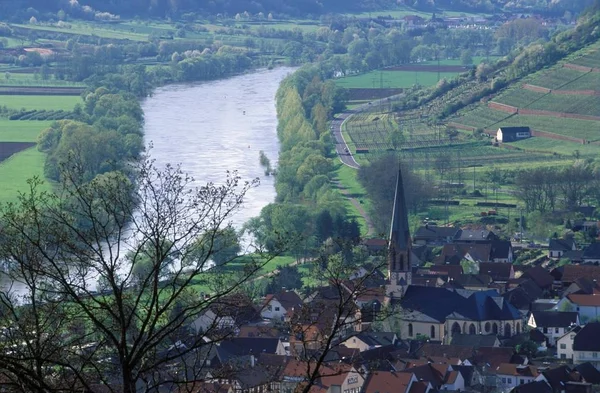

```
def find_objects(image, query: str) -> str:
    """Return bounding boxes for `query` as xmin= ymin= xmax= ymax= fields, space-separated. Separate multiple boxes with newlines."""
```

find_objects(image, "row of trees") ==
xmin=515 ymin=161 xmax=600 ymax=213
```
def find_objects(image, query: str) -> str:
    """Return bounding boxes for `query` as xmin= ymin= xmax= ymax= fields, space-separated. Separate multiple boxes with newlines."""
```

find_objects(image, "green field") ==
xmin=558 ymin=71 xmax=600 ymax=90
xmin=0 ymin=148 xmax=51 ymax=204
xmin=336 ymin=70 xmax=460 ymax=89
xmin=570 ymin=49 xmax=600 ymax=68
xmin=454 ymin=106 xmax=513 ymax=128
xmin=510 ymin=137 xmax=600 ymax=157
xmin=493 ymin=88 xmax=544 ymax=107
xmin=0 ymin=120 xmax=52 ymax=142
xmin=526 ymin=94 xmax=600 ymax=117
xmin=0 ymin=95 xmax=81 ymax=111
xmin=494 ymin=115 xmax=600 ymax=141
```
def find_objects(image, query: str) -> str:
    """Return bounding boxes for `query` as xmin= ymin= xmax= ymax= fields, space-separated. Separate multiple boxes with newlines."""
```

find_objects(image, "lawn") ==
xmin=510 ymin=137 xmax=600 ymax=157
xmin=0 ymin=120 xmax=52 ymax=142
xmin=0 ymin=147 xmax=51 ymax=205
xmin=336 ymin=70 xmax=461 ymax=89
xmin=0 ymin=95 xmax=81 ymax=111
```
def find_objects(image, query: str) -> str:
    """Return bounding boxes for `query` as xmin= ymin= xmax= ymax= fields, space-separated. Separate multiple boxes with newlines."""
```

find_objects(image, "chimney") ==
xmin=481 ymin=231 xmax=485 ymax=238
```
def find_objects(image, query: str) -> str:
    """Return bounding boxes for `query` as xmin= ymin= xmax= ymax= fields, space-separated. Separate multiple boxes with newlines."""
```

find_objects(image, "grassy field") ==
xmin=510 ymin=137 xmax=600 ymax=157
xmin=0 ymin=120 xmax=53 ymax=142
xmin=0 ymin=95 xmax=81 ymax=111
xmin=0 ymin=148 xmax=51 ymax=204
xmin=336 ymin=70 xmax=462 ymax=89
xmin=14 ymin=23 xmax=150 ymax=41
xmin=333 ymin=162 xmax=370 ymax=236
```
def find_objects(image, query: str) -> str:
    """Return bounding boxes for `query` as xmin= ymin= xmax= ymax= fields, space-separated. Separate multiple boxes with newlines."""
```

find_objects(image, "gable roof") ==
xmin=574 ymin=362 xmax=600 ymax=384
xmin=354 ymin=332 xmax=397 ymax=347
xmin=414 ymin=225 xmax=460 ymax=240
xmin=454 ymin=229 xmax=496 ymax=242
xmin=209 ymin=293 xmax=261 ymax=325
xmin=567 ymin=293 xmax=600 ymax=306
xmin=471 ymin=347 xmax=515 ymax=369
xmin=573 ymin=322 xmax=600 ymax=351
xmin=496 ymin=363 xmax=539 ymax=377
xmin=441 ymin=243 xmax=492 ymax=263
xmin=522 ymin=266 xmax=554 ymax=289
xmin=511 ymin=380 xmax=552 ymax=393
xmin=549 ymin=238 xmax=575 ymax=251
xmin=264 ymin=290 xmax=303 ymax=311
xmin=451 ymin=333 xmax=499 ymax=349
xmin=583 ymin=243 xmax=600 ymax=259
xmin=540 ymin=365 xmax=581 ymax=391
xmin=531 ymin=311 xmax=579 ymax=328
xmin=498 ymin=126 xmax=530 ymax=134
xmin=217 ymin=337 xmax=280 ymax=359
xmin=454 ymin=273 xmax=492 ymax=288
xmin=430 ymin=265 xmax=464 ymax=280
xmin=503 ymin=279 xmax=543 ymax=310
xmin=490 ymin=240 xmax=512 ymax=260
xmin=562 ymin=265 xmax=600 ymax=284
xmin=479 ymin=262 xmax=513 ymax=282
xmin=363 ymin=371 xmax=415 ymax=393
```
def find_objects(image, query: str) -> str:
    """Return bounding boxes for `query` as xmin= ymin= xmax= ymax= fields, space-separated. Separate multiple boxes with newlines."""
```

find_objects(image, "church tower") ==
xmin=386 ymin=165 xmax=412 ymax=299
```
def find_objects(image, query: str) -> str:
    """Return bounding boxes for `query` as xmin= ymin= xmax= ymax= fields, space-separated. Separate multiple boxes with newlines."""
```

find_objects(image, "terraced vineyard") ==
xmin=526 ymin=94 xmax=600 ymax=116
xmin=524 ymin=67 xmax=584 ymax=89
xmin=493 ymin=88 xmax=544 ymax=107
xmin=452 ymin=106 xmax=513 ymax=129
xmin=494 ymin=115 xmax=600 ymax=141
xmin=558 ymin=72 xmax=600 ymax=90
xmin=569 ymin=48 xmax=600 ymax=68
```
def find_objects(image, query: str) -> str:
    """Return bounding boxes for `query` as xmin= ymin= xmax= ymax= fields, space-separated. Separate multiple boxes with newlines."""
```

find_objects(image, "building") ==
xmin=556 ymin=326 xmax=582 ymax=360
xmin=413 ymin=225 xmax=460 ymax=245
xmin=341 ymin=332 xmax=398 ymax=352
xmin=386 ymin=166 xmax=412 ymax=300
xmin=549 ymin=238 xmax=576 ymax=259
xmin=527 ymin=311 xmax=580 ymax=346
xmin=572 ymin=323 xmax=600 ymax=369
xmin=554 ymin=294 xmax=600 ymax=323
xmin=190 ymin=293 xmax=261 ymax=334
xmin=495 ymin=364 xmax=539 ymax=390
xmin=260 ymin=290 xmax=303 ymax=321
xmin=496 ymin=126 xmax=531 ymax=142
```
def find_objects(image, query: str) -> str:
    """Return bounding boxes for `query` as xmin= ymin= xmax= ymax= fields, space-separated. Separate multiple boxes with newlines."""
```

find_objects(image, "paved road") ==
xmin=331 ymin=94 xmax=404 ymax=169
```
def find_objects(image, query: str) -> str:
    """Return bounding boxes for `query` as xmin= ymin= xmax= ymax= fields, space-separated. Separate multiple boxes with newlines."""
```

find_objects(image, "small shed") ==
xmin=496 ymin=126 xmax=531 ymax=142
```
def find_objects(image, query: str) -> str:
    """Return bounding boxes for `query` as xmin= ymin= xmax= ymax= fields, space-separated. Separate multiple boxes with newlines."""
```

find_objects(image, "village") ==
xmin=162 ymin=168 xmax=600 ymax=393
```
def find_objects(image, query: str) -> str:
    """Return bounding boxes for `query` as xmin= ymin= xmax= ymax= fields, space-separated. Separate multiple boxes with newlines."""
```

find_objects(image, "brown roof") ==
xmin=430 ymin=265 xmax=464 ymax=280
xmin=263 ymin=290 xmax=303 ymax=311
xmin=479 ymin=262 xmax=513 ymax=281
xmin=363 ymin=371 xmax=415 ymax=393
xmin=417 ymin=343 xmax=474 ymax=360
xmin=562 ymin=265 xmax=600 ymax=284
xmin=408 ymin=381 xmax=429 ymax=393
xmin=472 ymin=347 xmax=515 ymax=369
xmin=446 ymin=370 xmax=459 ymax=384
xmin=496 ymin=363 xmax=539 ymax=377
xmin=441 ymin=243 xmax=492 ymax=263
xmin=523 ymin=266 xmax=554 ymax=289
xmin=567 ymin=293 xmax=600 ymax=306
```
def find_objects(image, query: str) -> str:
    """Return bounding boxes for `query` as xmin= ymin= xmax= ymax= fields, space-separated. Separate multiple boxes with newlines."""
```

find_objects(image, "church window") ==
xmin=431 ymin=325 xmax=436 ymax=339
xmin=408 ymin=323 xmax=413 ymax=337
xmin=493 ymin=323 xmax=498 ymax=334
xmin=469 ymin=324 xmax=476 ymax=335
xmin=485 ymin=322 xmax=491 ymax=333
xmin=400 ymin=255 xmax=404 ymax=271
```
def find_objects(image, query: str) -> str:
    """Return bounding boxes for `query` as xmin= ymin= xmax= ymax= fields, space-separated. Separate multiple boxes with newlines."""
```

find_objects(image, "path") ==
xmin=330 ymin=93 xmax=405 ymax=236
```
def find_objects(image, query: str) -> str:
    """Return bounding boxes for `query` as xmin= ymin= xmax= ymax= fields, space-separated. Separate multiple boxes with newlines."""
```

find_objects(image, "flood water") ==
xmin=141 ymin=67 xmax=294 ymax=231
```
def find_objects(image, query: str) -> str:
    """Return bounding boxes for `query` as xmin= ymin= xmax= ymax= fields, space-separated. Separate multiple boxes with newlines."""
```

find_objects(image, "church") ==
xmin=384 ymin=166 xmax=523 ymax=343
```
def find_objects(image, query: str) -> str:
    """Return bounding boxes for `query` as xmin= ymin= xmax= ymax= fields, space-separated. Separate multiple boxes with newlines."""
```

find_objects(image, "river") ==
xmin=142 ymin=67 xmax=295 ymax=230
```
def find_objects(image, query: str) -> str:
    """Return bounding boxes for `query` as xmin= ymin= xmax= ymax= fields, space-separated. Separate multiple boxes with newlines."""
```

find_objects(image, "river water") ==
xmin=0 ymin=67 xmax=294 ymax=295
xmin=142 ymin=67 xmax=294 ymax=230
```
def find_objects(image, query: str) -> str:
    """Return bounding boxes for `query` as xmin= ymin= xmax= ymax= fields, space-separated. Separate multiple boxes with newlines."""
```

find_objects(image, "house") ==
xmin=413 ymin=225 xmax=460 ymax=245
xmin=439 ymin=243 xmax=493 ymax=264
xmin=527 ymin=311 xmax=580 ymax=346
xmin=308 ymin=364 xmax=366 ymax=393
xmin=341 ymin=332 xmax=397 ymax=352
xmin=496 ymin=126 xmax=531 ymax=142
xmin=455 ymin=274 xmax=493 ymax=291
xmin=403 ymin=363 xmax=465 ymax=391
xmin=522 ymin=266 xmax=554 ymax=291
xmin=398 ymin=286 xmax=523 ymax=343
xmin=504 ymin=280 xmax=544 ymax=313
xmin=260 ymin=290 xmax=302 ymax=321
xmin=490 ymin=240 xmax=514 ymax=263
xmin=582 ymin=243 xmax=600 ymax=264
xmin=572 ymin=322 xmax=600 ymax=369
xmin=563 ymin=277 xmax=600 ymax=297
xmin=511 ymin=380 xmax=553 ymax=393
xmin=454 ymin=229 xmax=498 ymax=244
xmin=190 ymin=293 xmax=261 ymax=334
xmin=217 ymin=337 xmax=287 ymax=358
xmin=549 ymin=238 xmax=576 ymax=259
xmin=561 ymin=265 xmax=600 ymax=288
xmin=554 ymin=294 xmax=600 ymax=323
xmin=430 ymin=265 xmax=464 ymax=281
xmin=495 ymin=364 xmax=539 ymax=390
xmin=556 ymin=326 xmax=581 ymax=360
xmin=480 ymin=262 xmax=515 ymax=283
xmin=362 ymin=371 xmax=423 ymax=393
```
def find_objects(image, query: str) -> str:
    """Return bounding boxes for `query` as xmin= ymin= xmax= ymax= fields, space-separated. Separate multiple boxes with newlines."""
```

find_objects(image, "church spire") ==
xmin=389 ymin=165 xmax=411 ymax=254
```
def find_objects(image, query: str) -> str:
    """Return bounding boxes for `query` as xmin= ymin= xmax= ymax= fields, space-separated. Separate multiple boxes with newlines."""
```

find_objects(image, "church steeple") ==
xmin=387 ymin=164 xmax=412 ymax=298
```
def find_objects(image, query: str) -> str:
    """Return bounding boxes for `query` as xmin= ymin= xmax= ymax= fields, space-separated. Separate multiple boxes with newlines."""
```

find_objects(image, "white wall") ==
xmin=260 ymin=298 xmax=287 ymax=321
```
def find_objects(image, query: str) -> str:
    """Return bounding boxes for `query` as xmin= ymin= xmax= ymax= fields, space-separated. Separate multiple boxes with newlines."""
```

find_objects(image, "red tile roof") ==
xmin=567 ymin=293 xmax=600 ymax=306
xmin=363 ymin=371 xmax=415 ymax=393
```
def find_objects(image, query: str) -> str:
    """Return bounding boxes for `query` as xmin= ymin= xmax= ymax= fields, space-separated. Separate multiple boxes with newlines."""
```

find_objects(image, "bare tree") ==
xmin=0 ymin=159 xmax=282 ymax=393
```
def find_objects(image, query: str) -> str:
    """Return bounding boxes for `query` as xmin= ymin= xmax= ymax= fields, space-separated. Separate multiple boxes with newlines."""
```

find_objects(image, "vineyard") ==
xmin=493 ymin=88 xmax=544 ymax=108
xmin=558 ymin=72 xmax=600 ymax=90
xmin=526 ymin=94 xmax=600 ymax=117
xmin=524 ymin=67 xmax=584 ymax=89
xmin=494 ymin=115 xmax=600 ymax=141
xmin=569 ymin=48 xmax=600 ymax=69
xmin=452 ymin=106 xmax=513 ymax=129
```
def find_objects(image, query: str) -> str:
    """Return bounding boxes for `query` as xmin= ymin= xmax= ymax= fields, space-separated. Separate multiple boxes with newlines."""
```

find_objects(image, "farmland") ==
xmin=0 ymin=147 xmax=50 ymax=204
xmin=569 ymin=48 xmax=600 ymax=68
xmin=558 ymin=72 xmax=600 ymax=90
xmin=0 ymin=120 xmax=53 ymax=142
xmin=523 ymin=67 xmax=585 ymax=89
xmin=526 ymin=94 xmax=600 ymax=117
xmin=0 ymin=95 xmax=82 ymax=111
xmin=335 ymin=70 xmax=461 ymax=89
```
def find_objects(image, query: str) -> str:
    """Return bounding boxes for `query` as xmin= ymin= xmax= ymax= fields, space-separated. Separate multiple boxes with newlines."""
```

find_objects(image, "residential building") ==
xmin=583 ymin=243 xmax=600 ymax=264
xmin=573 ymin=322 xmax=600 ymax=369
xmin=527 ymin=311 xmax=580 ymax=346
xmin=549 ymin=238 xmax=576 ymax=259
xmin=190 ymin=293 xmax=261 ymax=334
xmin=496 ymin=364 xmax=539 ymax=390
xmin=480 ymin=262 xmax=515 ymax=283
xmin=260 ymin=290 xmax=302 ymax=321
xmin=341 ymin=332 xmax=397 ymax=352
xmin=554 ymin=294 xmax=600 ymax=323
xmin=496 ymin=126 xmax=531 ymax=142
xmin=413 ymin=225 xmax=460 ymax=245
xmin=556 ymin=326 xmax=582 ymax=360
xmin=362 ymin=371 xmax=422 ymax=393
xmin=454 ymin=229 xmax=498 ymax=243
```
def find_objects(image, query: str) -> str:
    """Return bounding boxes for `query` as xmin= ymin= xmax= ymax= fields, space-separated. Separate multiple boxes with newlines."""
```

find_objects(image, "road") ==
xmin=331 ymin=94 xmax=404 ymax=169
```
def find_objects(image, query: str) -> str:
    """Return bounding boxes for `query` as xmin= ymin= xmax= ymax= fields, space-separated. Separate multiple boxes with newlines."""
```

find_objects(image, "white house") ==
xmin=496 ymin=126 xmax=531 ymax=143
xmin=554 ymin=294 xmax=600 ymax=323
xmin=495 ymin=364 xmax=539 ymax=390
xmin=573 ymin=322 xmax=600 ymax=369
xmin=260 ymin=290 xmax=302 ymax=322
xmin=556 ymin=326 xmax=581 ymax=360
xmin=527 ymin=311 xmax=580 ymax=346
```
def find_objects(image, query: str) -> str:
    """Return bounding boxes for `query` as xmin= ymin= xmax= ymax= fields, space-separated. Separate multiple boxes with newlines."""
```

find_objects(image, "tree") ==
xmin=0 ymin=159 xmax=279 ymax=393
xmin=460 ymin=49 xmax=473 ymax=66
xmin=387 ymin=128 xmax=405 ymax=150
xmin=209 ymin=225 xmax=241 ymax=267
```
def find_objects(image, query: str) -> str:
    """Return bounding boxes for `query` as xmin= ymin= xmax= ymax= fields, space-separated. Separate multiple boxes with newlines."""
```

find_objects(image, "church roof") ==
xmin=400 ymin=286 xmax=521 ymax=323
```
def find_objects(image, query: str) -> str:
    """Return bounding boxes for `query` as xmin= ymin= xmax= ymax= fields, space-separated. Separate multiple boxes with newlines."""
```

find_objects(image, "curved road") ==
xmin=331 ymin=94 xmax=404 ymax=169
